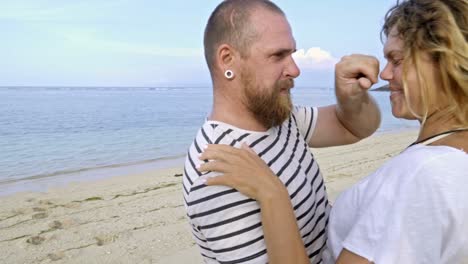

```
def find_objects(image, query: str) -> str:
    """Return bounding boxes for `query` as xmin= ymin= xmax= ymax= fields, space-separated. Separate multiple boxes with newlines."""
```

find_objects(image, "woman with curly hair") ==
xmin=198 ymin=0 xmax=468 ymax=263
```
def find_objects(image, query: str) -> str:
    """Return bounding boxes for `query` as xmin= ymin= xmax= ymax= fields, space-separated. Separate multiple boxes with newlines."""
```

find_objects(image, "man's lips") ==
xmin=280 ymin=87 xmax=291 ymax=94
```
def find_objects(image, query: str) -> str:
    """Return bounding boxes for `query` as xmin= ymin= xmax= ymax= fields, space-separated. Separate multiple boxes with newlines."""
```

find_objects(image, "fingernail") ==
xmin=203 ymin=145 xmax=208 ymax=150
xmin=200 ymin=178 xmax=207 ymax=184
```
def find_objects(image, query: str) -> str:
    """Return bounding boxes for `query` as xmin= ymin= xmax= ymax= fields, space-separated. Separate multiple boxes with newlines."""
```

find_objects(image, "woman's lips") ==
xmin=390 ymin=90 xmax=403 ymax=101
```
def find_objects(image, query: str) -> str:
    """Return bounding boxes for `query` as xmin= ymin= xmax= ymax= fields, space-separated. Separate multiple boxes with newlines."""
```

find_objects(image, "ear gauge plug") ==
xmin=224 ymin=70 xmax=235 ymax=79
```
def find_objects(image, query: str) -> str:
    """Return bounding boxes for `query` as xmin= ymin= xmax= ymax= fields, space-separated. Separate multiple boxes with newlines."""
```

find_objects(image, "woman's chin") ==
xmin=391 ymin=108 xmax=418 ymax=121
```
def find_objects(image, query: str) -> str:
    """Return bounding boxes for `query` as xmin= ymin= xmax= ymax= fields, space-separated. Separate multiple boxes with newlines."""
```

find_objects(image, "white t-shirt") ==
xmin=325 ymin=144 xmax=468 ymax=264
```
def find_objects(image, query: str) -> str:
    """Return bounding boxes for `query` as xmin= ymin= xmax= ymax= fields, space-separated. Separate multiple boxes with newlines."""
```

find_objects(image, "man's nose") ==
xmin=285 ymin=56 xmax=301 ymax=78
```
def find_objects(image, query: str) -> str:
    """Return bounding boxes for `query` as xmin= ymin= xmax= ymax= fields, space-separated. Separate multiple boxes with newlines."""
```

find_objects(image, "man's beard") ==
xmin=242 ymin=71 xmax=293 ymax=129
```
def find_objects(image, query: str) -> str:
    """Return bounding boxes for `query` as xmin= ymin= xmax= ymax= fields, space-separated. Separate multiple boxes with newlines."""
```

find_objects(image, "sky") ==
xmin=0 ymin=0 xmax=397 ymax=87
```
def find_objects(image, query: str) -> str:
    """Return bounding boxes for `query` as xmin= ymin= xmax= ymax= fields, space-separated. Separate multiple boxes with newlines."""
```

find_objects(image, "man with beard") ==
xmin=183 ymin=1 xmax=381 ymax=263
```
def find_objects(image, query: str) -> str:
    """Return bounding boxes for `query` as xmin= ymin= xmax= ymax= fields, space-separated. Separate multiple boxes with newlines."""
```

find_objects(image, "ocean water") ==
xmin=0 ymin=86 xmax=418 ymax=194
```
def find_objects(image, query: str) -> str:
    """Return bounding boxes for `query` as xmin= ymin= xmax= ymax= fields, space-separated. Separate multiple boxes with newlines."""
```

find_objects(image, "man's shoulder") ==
xmin=192 ymin=120 xmax=265 ymax=146
xmin=184 ymin=121 xmax=246 ymax=190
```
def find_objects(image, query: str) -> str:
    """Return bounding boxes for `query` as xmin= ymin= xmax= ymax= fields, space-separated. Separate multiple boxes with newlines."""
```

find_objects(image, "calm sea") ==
xmin=0 ymin=86 xmax=418 ymax=195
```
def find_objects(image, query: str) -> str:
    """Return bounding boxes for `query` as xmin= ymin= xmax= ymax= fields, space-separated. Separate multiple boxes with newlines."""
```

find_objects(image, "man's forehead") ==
xmin=250 ymin=8 xmax=290 ymax=34
xmin=262 ymin=38 xmax=296 ymax=52
xmin=251 ymin=14 xmax=295 ymax=49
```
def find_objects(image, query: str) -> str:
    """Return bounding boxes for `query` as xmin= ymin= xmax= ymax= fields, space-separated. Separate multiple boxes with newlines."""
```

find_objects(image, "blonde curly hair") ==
xmin=382 ymin=0 xmax=468 ymax=126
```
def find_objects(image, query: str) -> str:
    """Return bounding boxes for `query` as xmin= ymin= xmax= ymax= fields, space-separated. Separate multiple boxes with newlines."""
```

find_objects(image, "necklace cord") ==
xmin=408 ymin=128 xmax=468 ymax=148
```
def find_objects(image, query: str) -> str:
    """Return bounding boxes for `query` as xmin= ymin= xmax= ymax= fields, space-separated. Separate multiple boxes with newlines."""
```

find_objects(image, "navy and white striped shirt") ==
xmin=183 ymin=106 xmax=330 ymax=264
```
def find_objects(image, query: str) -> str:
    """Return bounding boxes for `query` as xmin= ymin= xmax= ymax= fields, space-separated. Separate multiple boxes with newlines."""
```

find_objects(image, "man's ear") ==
xmin=216 ymin=44 xmax=237 ymax=72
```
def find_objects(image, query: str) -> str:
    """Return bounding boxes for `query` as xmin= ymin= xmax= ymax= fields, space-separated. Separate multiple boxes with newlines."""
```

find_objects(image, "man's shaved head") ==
xmin=203 ymin=0 xmax=285 ymax=73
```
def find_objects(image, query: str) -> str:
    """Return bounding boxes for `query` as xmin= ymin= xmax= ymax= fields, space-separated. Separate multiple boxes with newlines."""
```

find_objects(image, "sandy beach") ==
xmin=0 ymin=130 xmax=418 ymax=264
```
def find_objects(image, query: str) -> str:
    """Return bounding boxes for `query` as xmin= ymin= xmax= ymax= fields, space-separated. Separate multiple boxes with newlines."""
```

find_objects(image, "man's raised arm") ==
xmin=309 ymin=54 xmax=381 ymax=148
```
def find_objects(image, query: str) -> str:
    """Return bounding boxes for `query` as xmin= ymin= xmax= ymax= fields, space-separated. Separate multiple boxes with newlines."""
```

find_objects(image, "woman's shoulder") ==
xmin=395 ymin=144 xmax=466 ymax=168
xmin=337 ymin=144 xmax=468 ymax=213
xmin=370 ymin=144 xmax=467 ymax=186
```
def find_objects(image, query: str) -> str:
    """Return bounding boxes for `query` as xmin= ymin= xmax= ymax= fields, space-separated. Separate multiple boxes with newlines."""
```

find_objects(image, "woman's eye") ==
xmin=392 ymin=59 xmax=402 ymax=65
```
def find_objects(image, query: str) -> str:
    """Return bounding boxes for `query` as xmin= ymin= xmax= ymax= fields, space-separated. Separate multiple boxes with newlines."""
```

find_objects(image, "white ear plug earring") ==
xmin=224 ymin=70 xmax=235 ymax=79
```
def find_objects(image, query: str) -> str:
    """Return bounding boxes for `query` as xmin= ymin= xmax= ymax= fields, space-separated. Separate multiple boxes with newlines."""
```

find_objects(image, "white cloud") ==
xmin=293 ymin=47 xmax=338 ymax=70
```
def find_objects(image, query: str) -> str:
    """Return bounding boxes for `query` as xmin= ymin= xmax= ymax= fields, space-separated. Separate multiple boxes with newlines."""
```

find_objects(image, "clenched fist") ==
xmin=335 ymin=54 xmax=380 ymax=101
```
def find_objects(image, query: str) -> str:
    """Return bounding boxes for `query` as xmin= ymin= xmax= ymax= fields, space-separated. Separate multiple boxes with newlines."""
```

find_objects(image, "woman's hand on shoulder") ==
xmin=198 ymin=143 xmax=287 ymax=202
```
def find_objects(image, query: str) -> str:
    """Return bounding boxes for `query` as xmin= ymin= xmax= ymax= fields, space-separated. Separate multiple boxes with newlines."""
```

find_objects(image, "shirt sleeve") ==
xmin=292 ymin=105 xmax=318 ymax=144
xmin=341 ymin=153 xmax=467 ymax=264
xmin=184 ymin=129 xmax=268 ymax=263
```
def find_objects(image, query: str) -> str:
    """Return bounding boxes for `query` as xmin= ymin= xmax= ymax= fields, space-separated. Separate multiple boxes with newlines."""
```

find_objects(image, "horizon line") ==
xmin=0 ymin=85 xmax=337 ymax=89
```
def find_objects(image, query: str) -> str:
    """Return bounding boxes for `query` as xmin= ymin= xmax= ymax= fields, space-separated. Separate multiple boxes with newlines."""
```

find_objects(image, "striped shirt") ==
xmin=183 ymin=106 xmax=331 ymax=264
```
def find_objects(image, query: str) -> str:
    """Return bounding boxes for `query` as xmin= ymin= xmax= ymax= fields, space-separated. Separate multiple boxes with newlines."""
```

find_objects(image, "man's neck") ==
xmin=209 ymin=91 xmax=269 ymax=132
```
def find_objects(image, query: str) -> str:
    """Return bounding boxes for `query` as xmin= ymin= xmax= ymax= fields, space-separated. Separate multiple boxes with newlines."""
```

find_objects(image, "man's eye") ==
xmin=273 ymin=53 xmax=286 ymax=58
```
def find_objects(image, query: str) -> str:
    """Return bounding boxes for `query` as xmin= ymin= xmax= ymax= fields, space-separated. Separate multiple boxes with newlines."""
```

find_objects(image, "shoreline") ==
xmin=0 ymin=156 xmax=185 ymax=197
xmin=0 ymin=129 xmax=418 ymax=263
xmin=0 ymin=127 xmax=417 ymax=197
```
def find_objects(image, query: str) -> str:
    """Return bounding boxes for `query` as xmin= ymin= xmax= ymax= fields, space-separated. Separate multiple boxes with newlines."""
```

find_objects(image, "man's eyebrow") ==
xmin=271 ymin=48 xmax=296 ymax=55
